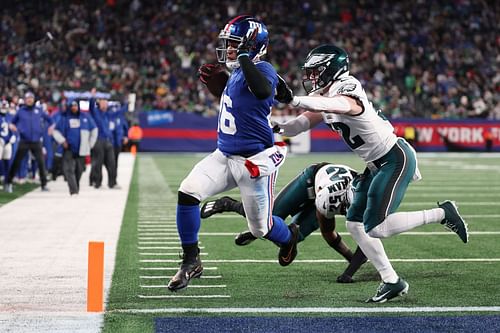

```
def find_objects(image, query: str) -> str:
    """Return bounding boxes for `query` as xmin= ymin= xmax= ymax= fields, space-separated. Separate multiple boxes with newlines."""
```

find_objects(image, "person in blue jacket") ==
xmin=5 ymin=92 xmax=53 ymax=193
xmin=88 ymin=88 xmax=117 ymax=189
xmin=110 ymin=104 xmax=129 ymax=179
xmin=53 ymin=100 xmax=98 ymax=195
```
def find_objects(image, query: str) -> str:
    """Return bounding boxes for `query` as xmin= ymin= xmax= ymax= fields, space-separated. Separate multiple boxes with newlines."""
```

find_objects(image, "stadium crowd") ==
xmin=0 ymin=0 xmax=499 ymax=120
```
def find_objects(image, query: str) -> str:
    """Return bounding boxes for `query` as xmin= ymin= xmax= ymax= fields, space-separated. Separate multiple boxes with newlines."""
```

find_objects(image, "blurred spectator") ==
xmin=0 ymin=1 xmax=498 ymax=119
xmin=88 ymin=88 xmax=117 ymax=189
xmin=5 ymin=92 xmax=53 ymax=192
xmin=53 ymin=100 xmax=98 ymax=195
xmin=110 ymin=103 xmax=129 ymax=178
xmin=0 ymin=100 xmax=16 ymax=185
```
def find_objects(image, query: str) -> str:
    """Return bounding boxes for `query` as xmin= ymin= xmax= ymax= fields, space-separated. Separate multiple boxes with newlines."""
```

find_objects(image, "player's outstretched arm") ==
xmin=272 ymin=111 xmax=322 ymax=137
xmin=290 ymin=95 xmax=362 ymax=116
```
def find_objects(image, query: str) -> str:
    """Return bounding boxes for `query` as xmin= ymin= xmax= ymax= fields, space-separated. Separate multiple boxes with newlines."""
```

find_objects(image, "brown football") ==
xmin=205 ymin=69 xmax=229 ymax=98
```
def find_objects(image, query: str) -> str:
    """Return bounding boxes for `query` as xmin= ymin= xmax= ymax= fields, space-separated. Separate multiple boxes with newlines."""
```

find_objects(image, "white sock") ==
xmin=346 ymin=221 xmax=398 ymax=283
xmin=369 ymin=209 xmax=446 ymax=238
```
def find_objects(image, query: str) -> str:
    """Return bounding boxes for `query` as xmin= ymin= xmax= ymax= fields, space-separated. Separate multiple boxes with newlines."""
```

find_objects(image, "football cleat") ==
xmin=200 ymin=196 xmax=240 ymax=219
xmin=336 ymin=273 xmax=354 ymax=283
xmin=438 ymin=200 xmax=468 ymax=243
xmin=234 ymin=231 xmax=257 ymax=246
xmin=366 ymin=278 xmax=409 ymax=303
xmin=278 ymin=223 xmax=299 ymax=266
xmin=167 ymin=251 xmax=203 ymax=292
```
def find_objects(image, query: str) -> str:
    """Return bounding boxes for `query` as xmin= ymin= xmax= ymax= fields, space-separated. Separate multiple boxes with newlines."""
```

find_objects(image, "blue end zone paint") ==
xmin=156 ymin=315 xmax=500 ymax=333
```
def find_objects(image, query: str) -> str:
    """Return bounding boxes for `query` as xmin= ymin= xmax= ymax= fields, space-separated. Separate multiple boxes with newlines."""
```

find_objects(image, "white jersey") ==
xmin=317 ymin=76 xmax=398 ymax=162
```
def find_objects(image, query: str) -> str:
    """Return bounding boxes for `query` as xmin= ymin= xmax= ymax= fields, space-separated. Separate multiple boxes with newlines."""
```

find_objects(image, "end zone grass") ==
xmin=103 ymin=153 xmax=500 ymax=332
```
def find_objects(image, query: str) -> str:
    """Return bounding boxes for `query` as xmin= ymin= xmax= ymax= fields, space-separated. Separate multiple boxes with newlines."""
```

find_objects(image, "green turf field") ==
xmin=0 ymin=182 xmax=39 ymax=207
xmin=103 ymin=153 xmax=500 ymax=332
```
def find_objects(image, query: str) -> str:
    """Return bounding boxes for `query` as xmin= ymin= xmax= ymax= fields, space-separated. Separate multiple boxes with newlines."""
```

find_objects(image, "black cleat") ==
xmin=438 ymin=200 xmax=468 ymax=243
xmin=278 ymin=223 xmax=299 ymax=266
xmin=200 ymin=196 xmax=240 ymax=218
xmin=366 ymin=278 xmax=409 ymax=303
xmin=167 ymin=251 xmax=203 ymax=292
xmin=336 ymin=273 xmax=354 ymax=283
xmin=234 ymin=231 xmax=257 ymax=246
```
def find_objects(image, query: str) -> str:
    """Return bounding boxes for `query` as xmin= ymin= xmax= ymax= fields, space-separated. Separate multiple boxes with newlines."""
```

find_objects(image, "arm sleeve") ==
xmin=277 ymin=114 xmax=311 ymax=137
xmin=89 ymin=98 xmax=98 ymax=118
xmin=292 ymin=95 xmax=351 ymax=113
xmin=237 ymin=55 xmax=272 ymax=100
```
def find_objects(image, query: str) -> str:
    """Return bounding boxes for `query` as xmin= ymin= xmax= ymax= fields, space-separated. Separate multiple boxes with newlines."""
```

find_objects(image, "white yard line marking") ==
xmin=137 ymin=295 xmax=230 ymax=299
xmin=140 ymin=284 xmax=226 ymax=288
xmin=401 ymin=202 xmax=499 ymax=206
xmin=140 ymin=267 xmax=218 ymax=271
xmin=202 ymin=215 xmax=500 ymax=220
xmin=137 ymin=227 xmax=177 ymax=232
xmin=137 ymin=246 xmax=204 ymax=250
xmin=139 ymin=252 xmax=208 ymax=256
xmin=140 ymin=275 xmax=222 ymax=279
xmin=138 ymin=241 xmax=179 ymax=245
xmin=405 ymin=193 xmax=500 ymax=198
xmin=140 ymin=258 xmax=500 ymax=263
xmin=138 ymin=233 xmax=178 ymax=236
xmin=178 ymin=231 xmax=500 ymax=236
xmin=138 ymin=238 xmax=180 ymax=242
xmin=138 ymin=235 xmax=179 ymax=238
xmin=111 ymin=306 xmax=500 ymax=314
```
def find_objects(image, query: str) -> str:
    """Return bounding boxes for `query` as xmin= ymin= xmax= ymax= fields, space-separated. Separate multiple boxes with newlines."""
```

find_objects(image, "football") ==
xmin=205 ymin=68 xmax=229 ymax=97
xmin=199 ymin=63 xmax=229 ymax=98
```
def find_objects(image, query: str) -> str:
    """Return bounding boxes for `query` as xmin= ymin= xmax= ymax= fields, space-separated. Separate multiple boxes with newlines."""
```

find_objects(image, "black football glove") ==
xmin=275 ymin=74 xmax=294 ymax=104
xmin=198 ymin=63 xmax=225 ymax=85
xmin=237 ymin=29 xmax=258 ymax=58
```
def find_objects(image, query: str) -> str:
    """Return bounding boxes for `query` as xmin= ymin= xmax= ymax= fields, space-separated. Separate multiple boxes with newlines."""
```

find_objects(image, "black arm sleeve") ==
xmin=238 ymin=55 xmax=272 ymax=100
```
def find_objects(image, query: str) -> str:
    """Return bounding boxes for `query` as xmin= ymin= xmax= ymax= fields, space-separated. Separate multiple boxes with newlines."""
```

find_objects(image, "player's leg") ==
xmin=90 ymin=140 xmax=104 ymax=188
xmin=365 ymin=139 xmax=467 ymax=243
xmin=233 ymin=160 xmax=298 ymax=266
xmin=168 ymin=150 xmax=236 ymax=291
xmin=346 ymin=170 xmax=406 ymax=301
xmin=201 ymin=162 xmax=315 ymax=220
xmin=30 ymin=142 xmax=48 ymax=190
xmin=6 ymin=141 xmax=29 ymax=191
xmin=62 ymin=150 xmax=78 ymax=195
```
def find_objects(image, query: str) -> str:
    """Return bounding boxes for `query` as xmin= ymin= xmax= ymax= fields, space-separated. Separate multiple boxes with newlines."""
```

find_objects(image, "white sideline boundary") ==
xmin=138 ymin=258 xmax=500 ymax=263
xmin=110 ymin=306 xmax=500 ymax=314
xmin=0 ymin=153 xmax=135 ymax=333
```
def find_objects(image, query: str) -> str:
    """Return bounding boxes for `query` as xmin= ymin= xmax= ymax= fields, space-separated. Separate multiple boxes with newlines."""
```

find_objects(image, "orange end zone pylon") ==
xmin=87 ymin=241 xmax=104 ymax=312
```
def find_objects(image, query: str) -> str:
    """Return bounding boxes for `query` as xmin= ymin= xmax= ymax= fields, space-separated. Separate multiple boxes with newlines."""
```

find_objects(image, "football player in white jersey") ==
xmin=201 ymin=163 xmax=368 ymax=283
xmin=274 ymin=44 xmax=469 ymax=303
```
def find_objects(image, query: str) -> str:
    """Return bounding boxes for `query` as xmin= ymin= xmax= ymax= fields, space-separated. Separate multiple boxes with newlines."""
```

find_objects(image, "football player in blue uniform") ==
xmin=168 ymin=15 xmax=297 ymax=292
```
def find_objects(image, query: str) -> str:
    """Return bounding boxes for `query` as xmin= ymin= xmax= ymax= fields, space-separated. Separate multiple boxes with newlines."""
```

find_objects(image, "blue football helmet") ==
xmin=216 ymin=15 xmax=269 ymax=70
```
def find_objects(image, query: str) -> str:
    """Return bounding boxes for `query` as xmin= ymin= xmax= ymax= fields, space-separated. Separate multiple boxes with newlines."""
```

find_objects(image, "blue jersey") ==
xmin=0 ymin=113 xmax=14 ymax=143
xmin=217 ymin=61 xmax=278 ymax=156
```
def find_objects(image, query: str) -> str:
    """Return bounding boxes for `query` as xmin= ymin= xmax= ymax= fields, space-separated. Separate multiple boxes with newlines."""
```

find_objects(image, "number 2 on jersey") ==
xmin=330 ymin=122 xmax=365 ymax=150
